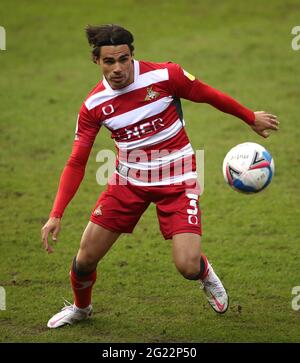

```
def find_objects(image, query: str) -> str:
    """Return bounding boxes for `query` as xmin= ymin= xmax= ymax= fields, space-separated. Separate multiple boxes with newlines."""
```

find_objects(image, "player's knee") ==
xmin=175 ymin=258 xmax=201 ymax=281
xmin=180 ymin=269 xmax=201 ymax=280
xmin=76 ymin=250 xmax=98 ymax=273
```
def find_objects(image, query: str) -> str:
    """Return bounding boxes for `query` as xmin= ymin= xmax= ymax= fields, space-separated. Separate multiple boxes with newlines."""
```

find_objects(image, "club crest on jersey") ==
xmin=144 ymin=86 xmax=160 ymax=101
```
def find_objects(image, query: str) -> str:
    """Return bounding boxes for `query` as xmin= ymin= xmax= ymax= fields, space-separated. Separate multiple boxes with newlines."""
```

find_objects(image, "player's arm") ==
xmin=168 ymin=64 xmax=279 ymax=137
xmin=186 ymin=80 xmax=279 ymax=137
xmin=41 ymin=142 xmax=92 ymax=253
xmin=41 ymin=104 xmax=100 ymax=253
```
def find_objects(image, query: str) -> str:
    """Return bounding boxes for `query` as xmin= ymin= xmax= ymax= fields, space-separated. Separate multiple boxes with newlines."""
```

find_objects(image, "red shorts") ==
xmin=90 ymin=174 xmax=202 ymax=240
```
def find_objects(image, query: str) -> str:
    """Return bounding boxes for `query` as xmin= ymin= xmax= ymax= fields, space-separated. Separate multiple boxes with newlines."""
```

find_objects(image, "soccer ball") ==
xmin=222 ymin=142 xmax=275 ymax=193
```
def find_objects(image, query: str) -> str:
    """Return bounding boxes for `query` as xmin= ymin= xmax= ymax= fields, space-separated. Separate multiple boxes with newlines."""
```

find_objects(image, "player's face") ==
xmin=98 ymin=45 xmax=134 ymax=90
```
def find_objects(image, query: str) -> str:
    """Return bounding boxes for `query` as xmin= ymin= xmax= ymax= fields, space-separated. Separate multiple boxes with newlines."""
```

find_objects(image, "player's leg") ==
xmin=155 ymin=178 xmax=229 ymax=314
xmin=76 ymin=221 xmax=121 ymax=273
xmin=70 ymin=222 xmax=121 ymax=308
xmin=172 ymin=232 xmax=204 ymax=279
xmin=172 ymin=232 xmax=229 ymax=314
xmin=48 ymin=177 xmax=150 ymax=328
xmin=47 ymin=223 xmax=120 ymax=328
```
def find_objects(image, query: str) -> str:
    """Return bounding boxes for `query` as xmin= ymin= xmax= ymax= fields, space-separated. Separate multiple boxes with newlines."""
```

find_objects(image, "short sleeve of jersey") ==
xmin=75 ymin=103 xmax=101 ymax=147
xmin=167 ymin=62 xmax=197 ymax=99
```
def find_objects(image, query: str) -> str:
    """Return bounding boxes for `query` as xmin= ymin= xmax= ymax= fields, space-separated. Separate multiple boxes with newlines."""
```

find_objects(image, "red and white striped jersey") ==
xmin=50 ymin=59 xmax=255 ymax=217
xmin=77 ymin=60 xmax=200 ymax=185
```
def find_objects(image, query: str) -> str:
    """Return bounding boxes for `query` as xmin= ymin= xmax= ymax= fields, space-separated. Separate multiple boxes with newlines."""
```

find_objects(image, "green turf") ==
xmin=0 ymin=0 xmax=299 ymax=342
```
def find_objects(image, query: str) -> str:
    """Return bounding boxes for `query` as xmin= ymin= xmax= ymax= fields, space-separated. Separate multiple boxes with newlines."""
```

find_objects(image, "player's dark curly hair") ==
xmin=85 ymin=24 xmax=134 ymax=63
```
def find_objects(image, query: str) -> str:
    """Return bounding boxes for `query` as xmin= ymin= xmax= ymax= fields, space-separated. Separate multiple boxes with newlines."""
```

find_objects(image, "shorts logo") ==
xmin=93 ymin=204 xmax=103 ymax=216
xmin=102 ymin=105 xmax=114 ymax=116
xmin=186 ymin=193 xmax=198 ymax=225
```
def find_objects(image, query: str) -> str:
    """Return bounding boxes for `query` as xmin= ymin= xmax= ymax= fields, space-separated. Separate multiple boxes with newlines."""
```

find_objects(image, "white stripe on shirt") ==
xmin=115 ymin=170 xmax=198 ymax=186
xmin=119 ymin=143 xmax=194 ymax=170
xmin=103 ymin=96 xmax=173 ymax=130
xmin=85 ymin=61 xmax=169 ymax=111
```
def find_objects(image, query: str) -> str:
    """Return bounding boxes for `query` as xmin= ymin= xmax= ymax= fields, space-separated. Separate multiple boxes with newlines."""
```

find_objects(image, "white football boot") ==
xmin=200 ymin=263 xmax=229 ymax=314
xmin=47 ymin=300 xmax=93 ymax=328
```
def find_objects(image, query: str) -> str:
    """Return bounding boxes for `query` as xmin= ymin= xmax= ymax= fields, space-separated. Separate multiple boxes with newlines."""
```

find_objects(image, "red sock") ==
xmin=70 ymin=268 xmax=97 ymax=309
xmin=199 ymin=254 xmax=209 ymax=280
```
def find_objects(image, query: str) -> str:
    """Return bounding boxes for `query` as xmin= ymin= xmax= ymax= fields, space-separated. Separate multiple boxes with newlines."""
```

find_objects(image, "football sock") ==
xmin=184 ymin=254 xmax=209 ymax=280
xmin=199 ymin=254 xmax=209 ymax=280
xmin=70 ymin=257 xmax=97 ymax=309
xmin=189 ymin=254 xmax=209 ymax=281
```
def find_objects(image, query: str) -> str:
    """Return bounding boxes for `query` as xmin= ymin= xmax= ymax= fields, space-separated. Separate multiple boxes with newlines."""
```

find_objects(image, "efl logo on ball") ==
xmin=222 ymin=142 xmax=275 ymax=194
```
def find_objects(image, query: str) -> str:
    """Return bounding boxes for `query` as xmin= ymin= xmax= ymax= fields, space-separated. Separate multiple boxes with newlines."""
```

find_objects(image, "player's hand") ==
xmin=251 ymin=111 xmax=279 ymax=138
xmin=41 ymin=217 xmax=61 ymax=254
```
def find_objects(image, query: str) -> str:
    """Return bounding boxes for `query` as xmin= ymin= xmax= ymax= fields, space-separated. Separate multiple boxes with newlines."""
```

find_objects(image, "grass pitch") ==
xmin=0 ymin=0 xmax=299 ymax=342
